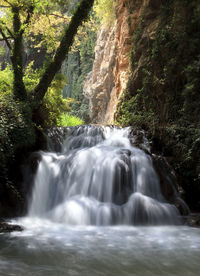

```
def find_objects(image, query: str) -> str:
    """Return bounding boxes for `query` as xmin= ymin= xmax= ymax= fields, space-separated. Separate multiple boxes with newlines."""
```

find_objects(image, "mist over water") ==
xmin=1 ymin=223 xmax=200 ymax=276
xmin=1 ymin=126 xmax=200 ymax=276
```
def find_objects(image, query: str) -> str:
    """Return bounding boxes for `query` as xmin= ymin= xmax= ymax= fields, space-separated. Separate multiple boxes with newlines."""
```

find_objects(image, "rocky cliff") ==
xmin=84 ymin=0 xmax=146 ymax=123
xmin=83 ymin=24 xmax=117 ymax=123
xmin=115 ymin=0 xmax=200 ymax=210
xmin=84 ymin=0 xmax=200 ymax=210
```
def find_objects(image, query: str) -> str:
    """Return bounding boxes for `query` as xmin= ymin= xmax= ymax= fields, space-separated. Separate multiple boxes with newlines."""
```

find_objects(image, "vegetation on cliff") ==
xmin=116 ymin=0 xmax=200 ymax=209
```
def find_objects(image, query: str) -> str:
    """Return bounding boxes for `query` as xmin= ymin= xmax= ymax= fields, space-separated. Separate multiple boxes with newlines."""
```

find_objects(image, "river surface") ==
xmin=0 ymin=221 xmax=200 ymax=276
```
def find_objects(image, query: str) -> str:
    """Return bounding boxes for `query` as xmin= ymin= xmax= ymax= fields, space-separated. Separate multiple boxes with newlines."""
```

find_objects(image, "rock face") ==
xmin=84 ymin=25 xmax=117 ymax=123
xmin=152 ymin=155 xmax=190 ymax=215
xmin=84 ymin=0 xmax=146 ymax=123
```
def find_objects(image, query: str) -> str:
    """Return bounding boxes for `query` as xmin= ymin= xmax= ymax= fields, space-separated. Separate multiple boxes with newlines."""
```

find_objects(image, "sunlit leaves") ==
xmin=0 ymin=64 xmax=13 ymax=96
xmin=0 ymin=0 xmax=72 ymax=53
xmin=72 ymin=12 xmax=99 ymax=52
xmin=27 ymin=11 xmax=70 ymax=53
xmin=57 ymin=112 xmax=83 ymax=126
xmin=94 ymin=0 xmax=116 ymax=26
xmin=0 ymin=0 xmax=99 ymax=56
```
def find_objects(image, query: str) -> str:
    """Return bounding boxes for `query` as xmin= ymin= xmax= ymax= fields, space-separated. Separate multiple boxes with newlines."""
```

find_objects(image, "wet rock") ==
xmin=28 ymin=152 xmax=42 ymax=174
xmin=152 ymin=155 xmax=178 ymax=201
xmin=184 ymin=213 xmax=200 ymax=228
xmin=129 ymin=127 xmax=151 ymax=153
xmin=46 ymin=127 xmax=69 ymax=152
xmin=152 ymin=155 xmax=190 ymax=215
xmin=0 ymin=222 xmax=23 ymax=233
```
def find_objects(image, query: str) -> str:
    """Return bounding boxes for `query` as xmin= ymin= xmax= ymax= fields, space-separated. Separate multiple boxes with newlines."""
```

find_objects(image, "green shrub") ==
xmin=0 ymin=95 xmax=35 ymax=174
xmin=0 ymin=65 xmax=70 ymax=128
xmin=57 ymin=113 xmax=84 ymax=126
xmin=116 ymin=0 xmax=200 ymax=209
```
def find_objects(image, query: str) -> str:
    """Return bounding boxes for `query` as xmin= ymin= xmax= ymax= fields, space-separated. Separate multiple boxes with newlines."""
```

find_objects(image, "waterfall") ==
xmin=28 ymin=125 xmax=181 ymax=225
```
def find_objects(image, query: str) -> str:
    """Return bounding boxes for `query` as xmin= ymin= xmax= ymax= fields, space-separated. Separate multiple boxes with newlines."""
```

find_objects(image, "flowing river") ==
xmin=0 ymin=126 xmax=200 ymax=275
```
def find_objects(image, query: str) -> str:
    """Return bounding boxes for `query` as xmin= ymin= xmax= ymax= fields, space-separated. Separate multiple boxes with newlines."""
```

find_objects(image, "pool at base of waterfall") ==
xmin=5 ymin=125 xmax=198 ymax=276
xmin=0 ymin=220 xmax=200 ymax=276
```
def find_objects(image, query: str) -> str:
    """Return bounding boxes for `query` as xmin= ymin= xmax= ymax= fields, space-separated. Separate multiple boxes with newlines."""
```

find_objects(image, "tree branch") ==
xmin=0 ymin=37 xmax=12 ymax=41
xmin=2 ymin=0 xmax=13 ymax=7
xmin=22 ymin=5 xmax=34 ymax=30
xmin=3 ymin=0 xmax=12 ymax=5
xmin=0 ymin=18 xmax=14 ymax=38
xmin=5 ymin=26 xmax=14 ymax=38
xmin=48 ymin=13 xmax=69 ymax=20
xmin=0 ymin=27 xmax=12 ymax=49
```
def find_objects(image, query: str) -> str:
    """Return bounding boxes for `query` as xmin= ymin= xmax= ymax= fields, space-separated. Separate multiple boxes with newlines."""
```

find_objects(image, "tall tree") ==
xmin=0 ymin=0 xmax=95 ymax=110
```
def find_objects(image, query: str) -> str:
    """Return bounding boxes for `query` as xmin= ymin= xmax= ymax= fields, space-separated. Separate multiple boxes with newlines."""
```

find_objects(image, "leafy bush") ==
xmin=0 ymin=65 xmax=34 ymax=166
xmin=0 ymin=64 xmax=71 ymax=128
xmin=0 ymin=95 xmax=35 ymax=175
xmin=41 ymin=74 xmax=71 ymax=127
xmin=0 ymin=65 xmax=13 ymax=95
xmin=57 ymin=113 xmax=84 ymax=126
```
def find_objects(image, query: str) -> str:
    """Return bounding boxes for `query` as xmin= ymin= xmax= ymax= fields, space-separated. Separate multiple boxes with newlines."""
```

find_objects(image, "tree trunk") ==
xmin=10 ymin=6 xmax=27 ymax=101
xmin=32 ymin=0 xmax=95 ymax=106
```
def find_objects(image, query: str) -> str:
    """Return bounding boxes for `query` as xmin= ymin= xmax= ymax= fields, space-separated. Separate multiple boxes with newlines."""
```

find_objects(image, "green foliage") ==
xmin=0 ymin=94 xmax=35 ymax=172
xmin=116 ymin=0 xmax=200 ymax=208
xmin=0 ymin=0 xmax=95 ymax=216
xmin=116 ymin=91 xmax=156 ymax=129
xmin=57 ymin=113 xmax=84 ymax=126
xmin=70 ymin=97 xmax=90 ymax=123
xmin=117 ymin=0 xmax=200 ymax=128
xmin=0 ymin=66 xmax=36 ymax=158
xmin=0 ymin=0 xmax=72 ymax=53
xmin=182 ymin=56 xmax=200 ymax=119
xmin=70 ymin=24 xmax=96 ymax=121
xmin=0 ymin=92 xmax=34 ymax=217
xmin=62 ymin=11 xmax=98 ymax=122
xmin=41 ymin=74 xmax=70 ymax=127
xmin=0 ymin=64 xmax=69 ymax=129
xmin=0 ymin=65 xmax=13 ymax=94
xmin=24 ymin=65 xmax=72 ymax=127
xmin=94 ymin=0 xmax=116 ymax=26
xmin=0 ymin=46 xmax=6 ymax=58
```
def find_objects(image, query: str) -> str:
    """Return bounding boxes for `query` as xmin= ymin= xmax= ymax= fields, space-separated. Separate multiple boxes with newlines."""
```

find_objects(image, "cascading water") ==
xmin=28 ymin=125 xmax=180 ymax=225
xmin=2 ymin=125 xmax=200 ymax=276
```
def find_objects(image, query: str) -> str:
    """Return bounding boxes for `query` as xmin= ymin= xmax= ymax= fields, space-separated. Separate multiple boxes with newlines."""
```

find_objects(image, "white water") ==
xmin=1 ymin=126 xmax=200 ymax=276
xmin=1 ymin=223 xmax=200 ymax=276
xmin=28 ymin=125 xmax=180 ymax=226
